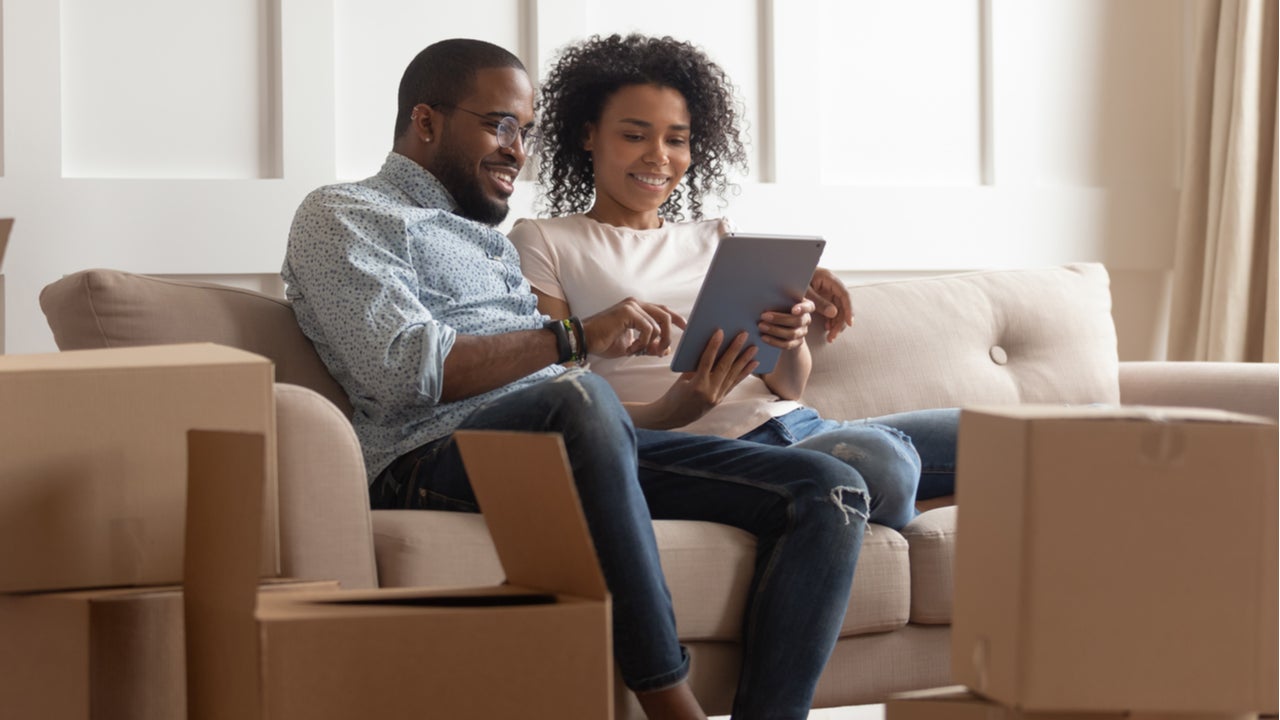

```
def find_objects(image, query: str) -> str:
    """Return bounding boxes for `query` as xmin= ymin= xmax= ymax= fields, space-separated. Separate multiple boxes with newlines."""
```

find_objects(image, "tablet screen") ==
xmin=670 ymin=233 xmax=825 ymax=374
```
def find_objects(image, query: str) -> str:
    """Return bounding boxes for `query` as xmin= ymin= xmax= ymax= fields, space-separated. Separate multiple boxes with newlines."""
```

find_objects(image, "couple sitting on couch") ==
xmin=281 ymin=35 xmax=958 ymax=720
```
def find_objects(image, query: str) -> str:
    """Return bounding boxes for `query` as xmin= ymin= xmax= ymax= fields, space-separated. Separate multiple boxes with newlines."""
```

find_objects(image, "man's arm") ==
xmin=439 ymin=330 xmax=561 ymax=403
xmin=441 ymin=292 xmax=681 ymax=402
xmin=806 ymin=267 xmax=855 ymax=342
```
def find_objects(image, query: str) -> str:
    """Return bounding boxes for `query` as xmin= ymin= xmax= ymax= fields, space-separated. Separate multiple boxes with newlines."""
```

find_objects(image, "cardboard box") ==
xmin=952 ymin=406 xmax=1278 ymax=714
xmin=886 ymin=686 xmax=1259 ymax=720
xmin=0 ymin=217 xmax=11 ymax=354
xmin=185 ymin=429 xmax=613 ymax=720
xmin=0 ymin=343 xmax=278 ymax=592
xmin=0 ymin=579 xmax=338 ymax=720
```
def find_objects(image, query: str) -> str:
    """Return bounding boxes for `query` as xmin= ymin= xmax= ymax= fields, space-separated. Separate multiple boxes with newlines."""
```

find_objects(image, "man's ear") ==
xmin=411 ymin=103 xmax=437 ymax=144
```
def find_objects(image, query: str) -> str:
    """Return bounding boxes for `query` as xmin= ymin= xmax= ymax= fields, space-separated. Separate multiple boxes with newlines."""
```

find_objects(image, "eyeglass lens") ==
xmin=495 ymin=117 xmax=536 ymax=150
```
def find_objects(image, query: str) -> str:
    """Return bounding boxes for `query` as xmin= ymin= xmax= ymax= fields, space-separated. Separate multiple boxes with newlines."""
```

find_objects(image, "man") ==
xmin=283 ymin=39 xmax=879 ymax=720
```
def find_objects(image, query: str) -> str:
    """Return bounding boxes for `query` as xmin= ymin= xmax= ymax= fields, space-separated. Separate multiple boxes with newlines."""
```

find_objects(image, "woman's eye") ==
xmin=623 ymin=133 xmax=644 ymax=141
xmin=668 ymin=137 xmax=688 ymax=147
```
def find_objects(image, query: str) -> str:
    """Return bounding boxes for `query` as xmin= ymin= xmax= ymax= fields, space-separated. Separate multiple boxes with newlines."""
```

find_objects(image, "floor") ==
xmin=806 ymin=706 xmax=885 ymax=719
xmin=712 ymin=705 xmax=885 ymax=720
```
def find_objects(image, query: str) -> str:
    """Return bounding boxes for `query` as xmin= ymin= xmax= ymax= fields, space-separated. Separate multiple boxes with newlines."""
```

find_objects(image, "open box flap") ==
xmin=0 ymin=218 xmax=11 ymax=271
xmin=455 ymin=430 xmax=609 ymax=601
xmin=184 ymin=430 xmax=266 ymax=720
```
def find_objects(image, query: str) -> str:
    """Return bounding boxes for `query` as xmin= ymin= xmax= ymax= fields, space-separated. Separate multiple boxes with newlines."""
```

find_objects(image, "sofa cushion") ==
xmin=39 ymin=268 xmax=352 ymax=415
xmin=805 ymin=263 xmax=1120 ymax=420
xmin=372 ymin=512 xmax=912 ymax=641
xmin=901 ymin=506 xmax=956 ymax=624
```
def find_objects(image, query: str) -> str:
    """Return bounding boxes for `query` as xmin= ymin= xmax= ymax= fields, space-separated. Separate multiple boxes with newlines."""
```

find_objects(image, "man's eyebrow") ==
xmin=620 ymin=118 xmax=690 ymax=131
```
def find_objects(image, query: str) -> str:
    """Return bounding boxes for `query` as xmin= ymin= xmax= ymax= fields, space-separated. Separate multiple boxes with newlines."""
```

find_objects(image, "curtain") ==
xmin=1168 ymin=0 xmax=1278 ymax=362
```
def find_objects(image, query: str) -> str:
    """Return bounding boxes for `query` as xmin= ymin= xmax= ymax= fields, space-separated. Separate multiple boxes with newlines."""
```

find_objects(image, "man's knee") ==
xmin=542 ymin=369 xmax=634 ymax=446
xmin=546 ymin=368 xmax=618 ymax=410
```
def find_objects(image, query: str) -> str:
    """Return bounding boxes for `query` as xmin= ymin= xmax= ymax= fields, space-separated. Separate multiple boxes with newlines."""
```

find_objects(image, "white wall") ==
xmin=0 ymin=0 xmax=1186 ymax=360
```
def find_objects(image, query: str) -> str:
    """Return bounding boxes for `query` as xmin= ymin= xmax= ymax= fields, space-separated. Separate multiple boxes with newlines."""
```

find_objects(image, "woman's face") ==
xmin=583 ymin=83 xmax=692 ymax=229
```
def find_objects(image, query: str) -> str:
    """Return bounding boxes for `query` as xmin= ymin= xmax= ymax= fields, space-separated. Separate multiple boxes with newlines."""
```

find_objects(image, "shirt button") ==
xmin=989 ymin=345 xmax=1008 ymax=365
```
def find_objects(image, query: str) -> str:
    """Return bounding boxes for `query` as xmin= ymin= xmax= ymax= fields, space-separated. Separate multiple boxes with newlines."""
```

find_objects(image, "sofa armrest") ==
xmin=1119 ymin=362 xmax=1279 ymax=421
xmin=275 ymin=383 xmax=378 ymax=589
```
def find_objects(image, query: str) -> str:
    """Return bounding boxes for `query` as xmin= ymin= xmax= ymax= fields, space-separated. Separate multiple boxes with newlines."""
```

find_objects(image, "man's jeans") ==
xmin=372 ymin=370 xmax=874 ymax=720
xmin=739 ymin=407 xmax=960 ymax=529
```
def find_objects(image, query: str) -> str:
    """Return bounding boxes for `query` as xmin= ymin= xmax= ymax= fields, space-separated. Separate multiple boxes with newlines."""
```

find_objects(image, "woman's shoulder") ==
xmin=512 ymin=214 xmax=593 ymax=233
xmin=509 ymin=214 xmax=595 ymax=246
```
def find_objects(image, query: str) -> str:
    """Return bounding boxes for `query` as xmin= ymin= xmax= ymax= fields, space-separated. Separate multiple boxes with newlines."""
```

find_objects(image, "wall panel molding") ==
xmin=0 ymin=0 xmax=1190 ymax=362
xmin=60 ymin=0 xmax=281 ymax=179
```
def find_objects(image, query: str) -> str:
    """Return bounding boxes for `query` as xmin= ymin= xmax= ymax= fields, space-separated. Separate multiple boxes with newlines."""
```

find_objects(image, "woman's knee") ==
xmin=786 ymin=452 xmax=872 ymax=529
xmin=796 ymin=426 xmax=921 ymax=526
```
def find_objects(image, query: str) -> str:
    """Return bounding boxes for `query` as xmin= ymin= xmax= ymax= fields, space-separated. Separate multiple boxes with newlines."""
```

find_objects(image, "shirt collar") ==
xmin=379 ymin=152 xmax=459 ymax=212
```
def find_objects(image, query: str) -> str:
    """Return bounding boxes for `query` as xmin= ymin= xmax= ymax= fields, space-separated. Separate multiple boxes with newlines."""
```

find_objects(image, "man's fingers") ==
xmin=806 ymin=286 xmax=839 ymax=318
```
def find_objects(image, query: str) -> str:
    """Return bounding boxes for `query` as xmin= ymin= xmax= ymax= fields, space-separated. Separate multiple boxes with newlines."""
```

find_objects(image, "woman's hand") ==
xmin=635 ymin=330 xmax=758 ymax=429
xmin=758 ymin=299 xmax=816 ymax=350
xmin=758 ymin=298 xmax=816 ymax=401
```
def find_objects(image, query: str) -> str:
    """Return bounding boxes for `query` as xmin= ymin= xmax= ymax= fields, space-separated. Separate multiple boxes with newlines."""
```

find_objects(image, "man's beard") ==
xmin=432 ymin=143 xmax=510 ymax=226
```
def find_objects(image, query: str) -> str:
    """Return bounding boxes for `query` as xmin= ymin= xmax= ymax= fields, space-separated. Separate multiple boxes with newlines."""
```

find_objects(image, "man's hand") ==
xmin=758 ymin=299 xmax=815 ymax=350
xmin=581 ymin=297 xmax=686 ymax=359
xmin=806 ymin=267 xmax=854 ymax=343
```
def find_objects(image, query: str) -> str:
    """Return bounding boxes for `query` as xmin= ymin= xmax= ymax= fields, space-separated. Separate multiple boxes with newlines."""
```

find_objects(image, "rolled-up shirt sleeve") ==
xmin=284 ymin=187 xmax=456 ymax=418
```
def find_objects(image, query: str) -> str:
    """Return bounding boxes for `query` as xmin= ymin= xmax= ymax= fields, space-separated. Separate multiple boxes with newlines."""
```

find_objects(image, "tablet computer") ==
xmin=670 ymin=232 xmax=826 ymax=374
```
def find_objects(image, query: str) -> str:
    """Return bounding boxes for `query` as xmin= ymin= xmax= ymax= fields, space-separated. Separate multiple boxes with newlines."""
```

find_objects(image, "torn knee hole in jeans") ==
xmin=829 ymin=442 xmax=868 ymax=462
xmin=828 ymin=485 xmax=870 ymax=526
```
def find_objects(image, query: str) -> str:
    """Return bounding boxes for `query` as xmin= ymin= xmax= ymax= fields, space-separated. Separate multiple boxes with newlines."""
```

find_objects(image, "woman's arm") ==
xmin=761 ymin=341 xmax=812 ymax=400
xmin=757 ymin=300 xmax=816 ymax=400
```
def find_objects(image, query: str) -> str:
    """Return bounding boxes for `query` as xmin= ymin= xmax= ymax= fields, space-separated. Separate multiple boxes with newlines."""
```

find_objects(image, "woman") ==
xmin=511 ymin=33 xmax=959 ymax=519
xmin=508 ymin=34 xmax=959 ymax=717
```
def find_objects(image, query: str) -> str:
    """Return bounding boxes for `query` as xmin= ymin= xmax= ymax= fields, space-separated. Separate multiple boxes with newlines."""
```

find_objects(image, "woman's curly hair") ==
xmin=535 ymin=33 xmax=748 ymax=221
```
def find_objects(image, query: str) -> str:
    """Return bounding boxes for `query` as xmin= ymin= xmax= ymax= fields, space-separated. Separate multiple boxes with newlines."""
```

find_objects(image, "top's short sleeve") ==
xmin=508 ymin=219 xmax=567 ymax=301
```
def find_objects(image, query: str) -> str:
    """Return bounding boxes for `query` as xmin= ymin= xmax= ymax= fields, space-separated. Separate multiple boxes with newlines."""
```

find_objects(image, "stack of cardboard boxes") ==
xmin=0 ymin=343 xmax=298 ymax=719
xmin=0 ymin=344 xmax=616 ymax=718
xmin=888 ymin=406 xmax=1279 ymax=720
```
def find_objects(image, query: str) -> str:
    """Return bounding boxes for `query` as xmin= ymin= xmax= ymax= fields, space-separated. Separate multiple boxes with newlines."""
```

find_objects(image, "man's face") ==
xmin=430 ymin=67 xmax=535 ymax=225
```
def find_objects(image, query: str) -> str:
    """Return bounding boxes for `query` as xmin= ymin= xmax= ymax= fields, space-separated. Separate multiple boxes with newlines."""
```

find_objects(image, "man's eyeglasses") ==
xmin=432 ymin=104 xmax=539 ymax=151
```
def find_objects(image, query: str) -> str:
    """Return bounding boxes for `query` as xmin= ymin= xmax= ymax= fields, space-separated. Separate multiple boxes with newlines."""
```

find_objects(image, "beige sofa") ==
xmin=38 ymin=263 xmax=1279 ymax=717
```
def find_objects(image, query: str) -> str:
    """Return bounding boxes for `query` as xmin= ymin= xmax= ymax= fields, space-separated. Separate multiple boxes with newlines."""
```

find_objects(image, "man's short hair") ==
xmin=393 ymin=39 xmax=527 ymax=142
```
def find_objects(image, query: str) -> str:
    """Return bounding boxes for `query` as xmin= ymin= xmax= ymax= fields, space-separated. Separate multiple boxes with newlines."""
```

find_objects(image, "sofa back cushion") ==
xmin=40 ymin=269 xmax=353 ymax=416
xmin=805 ymin=263 xmax=1120 ymax=420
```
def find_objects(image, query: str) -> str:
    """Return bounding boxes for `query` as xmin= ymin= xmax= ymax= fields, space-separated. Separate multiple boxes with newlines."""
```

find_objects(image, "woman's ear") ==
xmin=582 ymin=123 xmax=597 ymax=152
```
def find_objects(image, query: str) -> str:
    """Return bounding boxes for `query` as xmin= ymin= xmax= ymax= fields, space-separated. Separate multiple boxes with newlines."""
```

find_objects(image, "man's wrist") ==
xmin=567 ymin=316 xmax=587 ymax=363
xmin=544 ymin=318 xmax=572 ymax=364
xmin=543 ymin=317 xmax=586 ymax=365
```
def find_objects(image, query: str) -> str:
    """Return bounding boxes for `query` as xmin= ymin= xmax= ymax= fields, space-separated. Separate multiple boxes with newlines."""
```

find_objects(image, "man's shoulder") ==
xmin=300 ymin=176 xmax=398 ymax=212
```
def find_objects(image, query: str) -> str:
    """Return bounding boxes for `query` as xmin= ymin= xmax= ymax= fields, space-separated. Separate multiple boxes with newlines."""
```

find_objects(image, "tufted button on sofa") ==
xmin=38 ymin=263 xmax=1279 ymax=717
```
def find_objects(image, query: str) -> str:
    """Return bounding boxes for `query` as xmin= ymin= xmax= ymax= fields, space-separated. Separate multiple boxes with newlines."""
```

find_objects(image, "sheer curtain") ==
xmin=1168 ymin=0 xmax=1278 ymax=362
